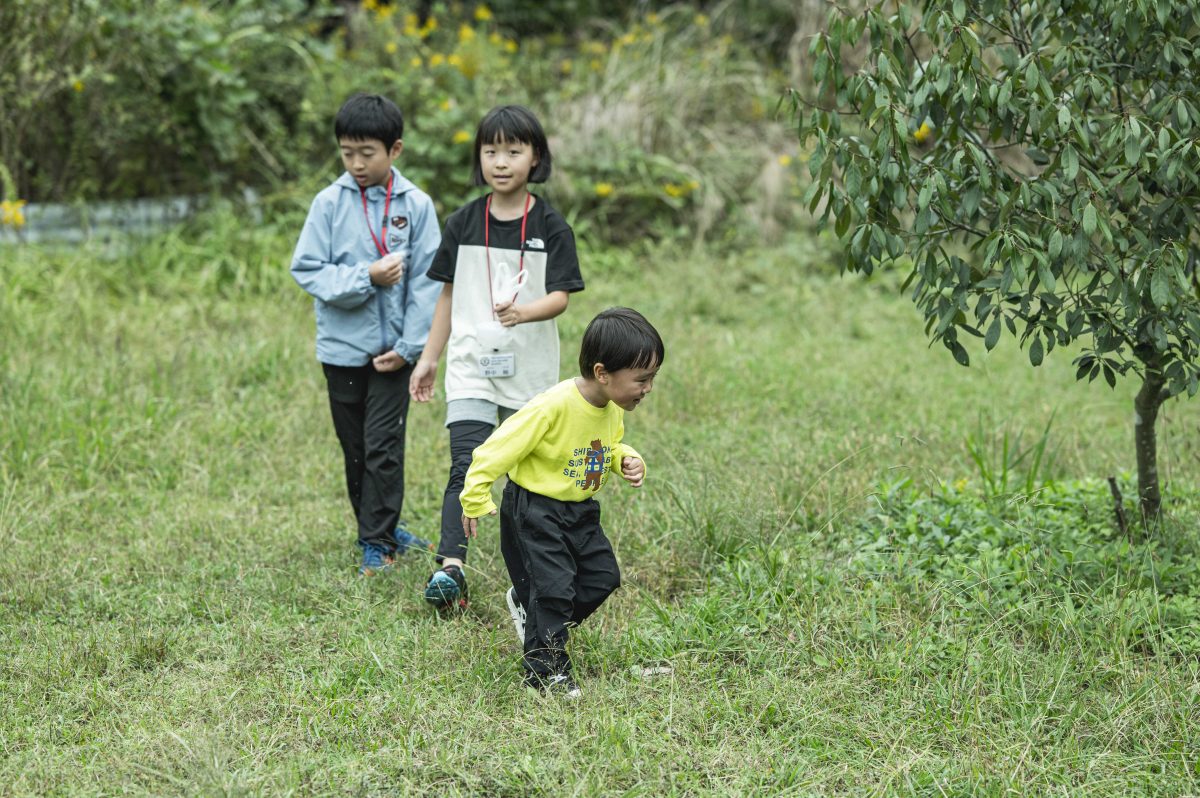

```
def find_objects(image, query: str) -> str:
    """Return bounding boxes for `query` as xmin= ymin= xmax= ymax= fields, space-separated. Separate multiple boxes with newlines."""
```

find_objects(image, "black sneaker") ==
xmin=424 ymin=564 xmax=468 ymax=609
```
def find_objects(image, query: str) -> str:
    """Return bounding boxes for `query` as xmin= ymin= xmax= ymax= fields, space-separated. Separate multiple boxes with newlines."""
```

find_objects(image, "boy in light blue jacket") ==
xmin=291 ymin=93 xmax=442 ymax=575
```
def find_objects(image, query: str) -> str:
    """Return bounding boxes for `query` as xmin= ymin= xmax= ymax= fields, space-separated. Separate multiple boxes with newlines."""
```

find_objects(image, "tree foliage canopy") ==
xmin=797 ymin=0 xmax=1200 ymax=400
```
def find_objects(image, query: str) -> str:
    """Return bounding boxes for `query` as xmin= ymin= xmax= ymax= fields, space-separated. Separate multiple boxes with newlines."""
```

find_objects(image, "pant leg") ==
xmin=501 ymin=483 xmax=588 ymax=678
xmin=436 ymin=421 xmax=495 ymax=563
xmin=566 ymin=501 xmax=621 ymax=625
xmin=322 ymin=363 xmax=370 ymax=531
xmin=356 ymin=362 xmax=412 ymax=552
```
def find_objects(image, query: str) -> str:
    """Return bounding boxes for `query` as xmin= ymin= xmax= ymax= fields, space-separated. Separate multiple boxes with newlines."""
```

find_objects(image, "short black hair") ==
xmin=472 ymin=104 xmax=553 ymax=186
xmin=579 ymin=307 xmax=665 ymax=378
xmin=335 ymin=93 xmax=404 ymax=149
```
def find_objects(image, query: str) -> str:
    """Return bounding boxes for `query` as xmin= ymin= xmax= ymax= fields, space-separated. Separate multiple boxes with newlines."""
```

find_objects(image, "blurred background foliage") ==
xmin=0 ymin=0 xmax=825 ymax=245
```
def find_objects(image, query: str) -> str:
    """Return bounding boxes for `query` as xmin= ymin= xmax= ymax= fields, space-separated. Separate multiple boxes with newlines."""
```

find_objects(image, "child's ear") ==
xmin=390 ymin=140 xmax=404 ymax=160
xmin=593 ymin=363 xmax=609 ymax=383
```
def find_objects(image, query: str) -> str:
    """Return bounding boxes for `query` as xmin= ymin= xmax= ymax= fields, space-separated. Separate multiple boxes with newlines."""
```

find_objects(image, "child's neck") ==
xmin=573 ymin=377 xmax=609 ymax=409
xmin=489 ymin=188 xmax=532 ymax=221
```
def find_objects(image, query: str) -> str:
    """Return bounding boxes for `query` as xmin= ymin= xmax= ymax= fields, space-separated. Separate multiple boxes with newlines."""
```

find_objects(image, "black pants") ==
xmin=435 ymin=421 xmax=494 ymax=564
xmin=499 ymin=481 xmax=621 ymax=678
xmin=322 ymin=361 xmax=412 ymax=553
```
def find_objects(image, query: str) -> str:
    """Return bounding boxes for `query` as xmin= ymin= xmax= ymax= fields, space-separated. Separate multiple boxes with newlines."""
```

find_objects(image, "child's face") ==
xmin=340 ymin=137 xmax=403 ymax=188
xmin=479 ymin=136 xmax=538 ymax=196
xmin=599 ymin=359 xmax=659 ymax=412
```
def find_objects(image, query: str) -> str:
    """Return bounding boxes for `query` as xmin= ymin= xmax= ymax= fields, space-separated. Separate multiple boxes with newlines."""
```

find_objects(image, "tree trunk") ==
xmin=1133 ymin=355 xmax=1166 ymax=526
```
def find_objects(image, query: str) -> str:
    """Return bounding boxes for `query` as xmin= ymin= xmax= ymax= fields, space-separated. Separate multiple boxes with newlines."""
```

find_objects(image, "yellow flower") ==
xmin=594 ymin=182 xmax=614 ymax=198
xmin=664 ymin=183 xmax=685 ymax=198
xmin=474 ymin=4 xmax=493 ymax=21
xmin=504 ymin=39 xmax=517 ymax=53
xmin=72 ymin=79 xmax=84 ymax=92
xmin=410 ymin=56 xmax=423 ymax=68
xmin=403 ymin=13 xmax=419 ymax=36
xmin=375 ymin=4 xmax=396 ymax=20
xmin=448 ymin=53 xmax=464 ymax=67
xmin=687 ymin=180 xmax=700 ymax=191
xmin=489 ymin=31 xmax=503 ymax=45
xmin=778 ymin=154 xmax=792 ymax=166
xmin=429 ymin=53 xmax=445 ymax=67
xmin=459 ymin=23 xmax=476 ymax=42
xmin=913 ymin=121 xmax=935 ymax=144
xmin=453 ymin=130 xmax=472 ymax=144
xmin=362 ymin=0 xmax=378 ymax=10
xmin=1 ymin=199 xmax=27 ymax=228
xmin=385 ymin=42 xmax=398 ymax=54
xmin=695 ymin=13 xmax=710 ymax=27
xmin=421 ymin=16 xmax=438 ymax=36
xmin=440 ymin=98 xmax=452 ymax=111
xmin=559 ymin=58 xmax=573 ymax=74
xmin=589 ymin=58 xmax=602 ymax=72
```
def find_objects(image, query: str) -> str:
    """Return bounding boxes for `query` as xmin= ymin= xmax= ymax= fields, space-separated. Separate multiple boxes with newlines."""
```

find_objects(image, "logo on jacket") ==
xmin=390 ymin=215 xmax=408 ymax=230
xmin=582 ymin=439 xmax=605 ymax=491
xmin=524 ymin=237 xmax=545 ymax=250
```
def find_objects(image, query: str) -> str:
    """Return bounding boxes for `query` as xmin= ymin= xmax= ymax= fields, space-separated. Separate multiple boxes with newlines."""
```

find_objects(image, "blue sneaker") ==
xmin=424 ymin=564 xmax=468 ymax=608
xmin=359 ymin=544 xmax=394 ymax=576
xmin=393 ymin=522 xmax=433 ymax=556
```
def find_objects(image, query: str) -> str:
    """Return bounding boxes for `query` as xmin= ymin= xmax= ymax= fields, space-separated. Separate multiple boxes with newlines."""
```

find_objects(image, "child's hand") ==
xmin=461 ymin=509 xmax=497 ymax=539
xmin=493 ymin=300 xmax=524 ymax=327
xmin=620 ymin=456 xmax=645 ymax=488
xmin=369 ymin=251 xmax=404 ymax=286
xmin=410 ymin=359 xmax=437 ymax=402
xmin=372 ymin=350 xmax=406 ymax=372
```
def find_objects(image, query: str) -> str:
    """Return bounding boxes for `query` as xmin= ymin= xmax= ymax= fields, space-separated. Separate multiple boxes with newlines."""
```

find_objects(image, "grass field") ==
xmin=2 ymin=221 xmax=1199 ymax=796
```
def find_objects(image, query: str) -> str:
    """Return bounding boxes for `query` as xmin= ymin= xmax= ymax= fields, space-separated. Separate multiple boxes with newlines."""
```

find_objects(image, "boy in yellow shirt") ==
xmin=460 ymin=307 xmax=664 ymax=696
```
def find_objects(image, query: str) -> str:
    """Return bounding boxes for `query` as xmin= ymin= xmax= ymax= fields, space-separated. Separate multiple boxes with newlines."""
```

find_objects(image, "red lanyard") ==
xmin=484 ymin=192 xmax=530 ymax=312
xmin=359 ymin=172 xmax=394 ymax=257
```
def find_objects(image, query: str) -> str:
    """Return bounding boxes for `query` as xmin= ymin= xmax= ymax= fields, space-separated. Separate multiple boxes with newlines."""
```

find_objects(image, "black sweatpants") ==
xmin=499 ymin=480 xmax=621 ymax=679
xmin=322 ymin=361 xmax=412 ymax=553
xmin=435 ymin=420 xmax=494 ymax=564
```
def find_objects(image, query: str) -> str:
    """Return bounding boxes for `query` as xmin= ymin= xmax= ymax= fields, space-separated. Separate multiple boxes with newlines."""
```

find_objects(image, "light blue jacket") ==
xmin=291 ymin=167 xmax=441 ymax=366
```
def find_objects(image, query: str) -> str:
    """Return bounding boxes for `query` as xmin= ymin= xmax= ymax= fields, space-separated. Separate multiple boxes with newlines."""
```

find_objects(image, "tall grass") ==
xmin=1 ymin=220 xmax=1199 ymax=795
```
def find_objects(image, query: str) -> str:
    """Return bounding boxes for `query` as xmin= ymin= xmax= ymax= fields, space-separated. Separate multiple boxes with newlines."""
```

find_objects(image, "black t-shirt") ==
xmin=429 ymin=193 xmax=584 ymax=408
xmin=428 ymin=193 xmax=584 ymax=294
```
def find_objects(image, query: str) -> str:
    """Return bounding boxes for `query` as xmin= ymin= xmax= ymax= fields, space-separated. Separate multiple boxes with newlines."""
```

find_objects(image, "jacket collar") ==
xmin=334 ymin=166 xmax=415 ymax=198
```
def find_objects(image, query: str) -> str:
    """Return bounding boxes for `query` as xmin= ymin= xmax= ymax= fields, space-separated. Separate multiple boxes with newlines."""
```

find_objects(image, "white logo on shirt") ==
xmin=524 ymin=238 xmax=545 ymax=250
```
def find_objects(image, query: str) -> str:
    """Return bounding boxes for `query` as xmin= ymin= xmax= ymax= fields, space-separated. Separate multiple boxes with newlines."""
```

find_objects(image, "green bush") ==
xmin=846 ymin=477 xmax=1200 ymax=654
xmin=0 ymin=0 xmax=319 ymax=201
xmin=1 ymin=0 xmax=806 ymax=245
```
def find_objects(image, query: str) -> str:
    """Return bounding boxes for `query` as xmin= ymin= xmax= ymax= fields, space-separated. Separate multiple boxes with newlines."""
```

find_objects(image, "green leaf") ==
xmin=1048 ymin=229 xmax=1063 ymax=259
xmin=1082 ymin=203 xmax=1097 ymax=235
xmin=1057 ymin=105 xmax=1070 ymax=133
xmin=949 ymin=338 xmax=970 ymax=366
xmin=985 ymin=316 xmax=1001 ymax=351
xmin=1151 ymin=267 xmax=1172 ymax=307
xmin=1029 ymin=336 xmax=1044 ymax=366
xmin=1037 ymin=259 xmax=1056 ymax=291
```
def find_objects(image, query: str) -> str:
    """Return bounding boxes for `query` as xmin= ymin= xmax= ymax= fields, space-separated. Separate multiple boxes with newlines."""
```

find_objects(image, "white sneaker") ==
xmin=544 ymin=673 xmax=582 ymax=698
xmin=505 ymin=586 xmax=526 ymax=642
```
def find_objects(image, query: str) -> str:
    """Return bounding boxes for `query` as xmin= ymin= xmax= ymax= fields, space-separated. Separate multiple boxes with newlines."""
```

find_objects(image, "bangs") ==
xmin=477 ymin=107 xmax=541 ymax=147
xmin=471 ymin=105 xmax=553 ymax=185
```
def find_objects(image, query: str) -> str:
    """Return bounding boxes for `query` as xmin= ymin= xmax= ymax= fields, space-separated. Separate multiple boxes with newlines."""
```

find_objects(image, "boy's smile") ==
xmin=340 ymin=137 xmax=403 ymax=187
xmin=599 ymin=361 xmax=659 ymax=411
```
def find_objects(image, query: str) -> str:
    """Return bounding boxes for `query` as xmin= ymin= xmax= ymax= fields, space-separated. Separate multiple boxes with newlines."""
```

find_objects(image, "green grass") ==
xmin=1 ymin=223 xmax=1199 ymax=796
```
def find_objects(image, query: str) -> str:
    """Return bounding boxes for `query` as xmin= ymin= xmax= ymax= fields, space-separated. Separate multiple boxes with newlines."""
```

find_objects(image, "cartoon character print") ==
xmin=387 ymin=215 xmax=409 ymax=253
xmin=582 ymin=438 xmax=605 ymax=491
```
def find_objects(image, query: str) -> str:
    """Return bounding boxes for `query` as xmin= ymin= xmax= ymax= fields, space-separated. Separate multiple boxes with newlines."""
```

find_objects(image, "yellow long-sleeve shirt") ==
xmin=460 ymin=379 xmax=644 ymax=518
